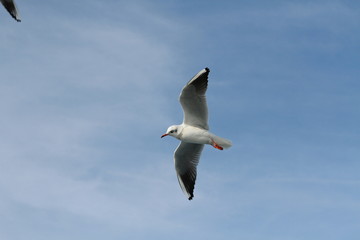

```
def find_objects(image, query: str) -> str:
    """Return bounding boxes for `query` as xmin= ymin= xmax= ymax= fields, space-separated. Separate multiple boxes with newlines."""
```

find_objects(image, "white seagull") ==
xmin=1 ymin=0 xmax=21 ymax=22
xmin=161 ymin=67 xmax=232 ymax=200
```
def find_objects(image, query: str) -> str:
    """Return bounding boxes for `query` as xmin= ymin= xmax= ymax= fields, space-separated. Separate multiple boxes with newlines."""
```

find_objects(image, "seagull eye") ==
xmin=170 ymin=130 xmax=174 ymax=133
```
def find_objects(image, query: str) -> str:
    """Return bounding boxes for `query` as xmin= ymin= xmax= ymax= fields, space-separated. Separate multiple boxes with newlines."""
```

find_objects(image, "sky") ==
xmin=1 ymin=0 xmax=360 ymax=239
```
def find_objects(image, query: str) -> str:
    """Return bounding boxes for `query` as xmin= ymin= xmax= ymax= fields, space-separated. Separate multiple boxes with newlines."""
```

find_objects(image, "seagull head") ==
xmin=161 ymin=125 xmax=179 ymax=138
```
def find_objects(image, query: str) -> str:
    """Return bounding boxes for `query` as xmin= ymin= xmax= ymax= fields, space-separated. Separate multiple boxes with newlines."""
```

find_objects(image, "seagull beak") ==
xmin=161 ymin=133 xmax=168 ymax=138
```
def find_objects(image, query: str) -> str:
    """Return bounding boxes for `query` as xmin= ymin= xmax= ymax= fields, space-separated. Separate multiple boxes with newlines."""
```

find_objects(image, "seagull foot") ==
xmin=211 ymin=140 xmax=223 ymax=150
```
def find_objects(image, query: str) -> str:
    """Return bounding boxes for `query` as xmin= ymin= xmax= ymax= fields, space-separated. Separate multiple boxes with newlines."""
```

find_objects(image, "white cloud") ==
xmin=1 ymin=1 xmax=360 ymax=239
xmin=0 ymin=1 xmax=192 ymax=236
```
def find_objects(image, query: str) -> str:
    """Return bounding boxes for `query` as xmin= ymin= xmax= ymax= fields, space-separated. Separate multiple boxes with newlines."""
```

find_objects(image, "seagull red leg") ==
xmin=211 ymin=139 xmax=223 ymax=150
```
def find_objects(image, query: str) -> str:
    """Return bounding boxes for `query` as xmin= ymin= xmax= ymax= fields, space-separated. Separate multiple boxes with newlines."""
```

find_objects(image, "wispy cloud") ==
xmin=1 ymin=2 xmax=193 ymax=237
xmin=1 ymin=1 xmax=360 ymax=240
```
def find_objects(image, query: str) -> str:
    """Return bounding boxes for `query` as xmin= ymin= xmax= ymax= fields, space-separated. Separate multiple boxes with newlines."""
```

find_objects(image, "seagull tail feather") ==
xmin=212 ymin=135 xmax=232 ymax=149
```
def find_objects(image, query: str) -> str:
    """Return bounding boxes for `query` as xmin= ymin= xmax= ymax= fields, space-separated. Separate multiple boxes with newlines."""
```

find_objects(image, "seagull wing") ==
xmin=174 ymin=141 xmax=204 ymax=200
xmin=179 ymin=68 xmax=209 ymax=130
xmin=1 ymin=0 xmax=21 ymax=22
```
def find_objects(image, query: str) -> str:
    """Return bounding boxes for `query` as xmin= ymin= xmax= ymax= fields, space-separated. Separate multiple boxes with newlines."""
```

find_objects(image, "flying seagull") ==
xmin=161 ymin=67 xmax=232 ymax=200
xmin=1 ymin=0 xmax=21 ymax=22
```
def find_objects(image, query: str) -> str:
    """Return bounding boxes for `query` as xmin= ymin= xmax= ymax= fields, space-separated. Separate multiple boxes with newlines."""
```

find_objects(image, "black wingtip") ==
xmin=205 ymin=67 xmax=210 ymax=72
xmin=188 ymin=194 xmax=194 ymax=200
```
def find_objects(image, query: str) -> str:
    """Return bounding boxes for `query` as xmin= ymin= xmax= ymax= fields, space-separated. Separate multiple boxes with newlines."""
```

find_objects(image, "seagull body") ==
xmin=1 ymin=0 xmax=21 ymax=22
xmin=161 ymin=67 xmax=232 ymax=200
xmin=164 ymin=124 xmax=229 ymax=148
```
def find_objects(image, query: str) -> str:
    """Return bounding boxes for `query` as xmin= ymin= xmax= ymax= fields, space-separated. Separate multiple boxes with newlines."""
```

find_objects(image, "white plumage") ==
xmin=161 ymin=68 xmax=232 ymax=200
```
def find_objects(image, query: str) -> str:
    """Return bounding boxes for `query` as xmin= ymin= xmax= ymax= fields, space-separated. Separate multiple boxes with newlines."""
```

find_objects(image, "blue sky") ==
xmin=1 ymin=0 xmax=360 ymax=239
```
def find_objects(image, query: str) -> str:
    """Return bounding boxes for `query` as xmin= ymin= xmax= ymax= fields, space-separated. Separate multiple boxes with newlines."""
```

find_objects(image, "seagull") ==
xmin=161 ymin=67 xmax=232 ymax=200
xmin=1 ymin=0 xmax=21 ymax=22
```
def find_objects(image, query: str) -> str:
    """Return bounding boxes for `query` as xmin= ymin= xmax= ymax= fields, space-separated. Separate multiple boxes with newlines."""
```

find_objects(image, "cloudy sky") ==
xmin=1 ymin=0 xmax=360 ymax=239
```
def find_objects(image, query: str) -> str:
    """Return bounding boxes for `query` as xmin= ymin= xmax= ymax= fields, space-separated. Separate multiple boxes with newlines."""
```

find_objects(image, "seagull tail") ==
xmin=212 ymin=135 xmax=232 ymax=149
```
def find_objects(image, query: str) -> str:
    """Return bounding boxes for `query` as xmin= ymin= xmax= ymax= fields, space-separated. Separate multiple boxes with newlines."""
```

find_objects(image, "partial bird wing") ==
xmin=179 ymin=68 xmax=209 ymax=130
xmin=1 ymin=0 xmax=21 ymax=22
xmin=174 ymin=141 xmax=204 ymax=200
